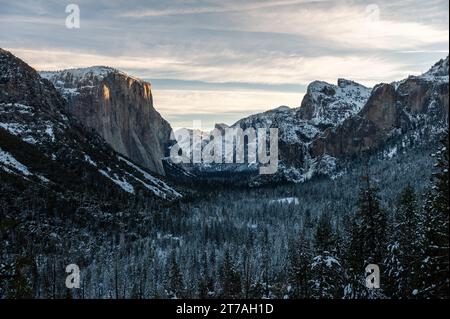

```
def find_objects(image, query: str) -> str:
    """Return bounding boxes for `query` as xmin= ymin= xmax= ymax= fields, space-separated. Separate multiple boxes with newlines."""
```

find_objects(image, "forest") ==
xmin=0 ymin=133 xmax=448 ymax=299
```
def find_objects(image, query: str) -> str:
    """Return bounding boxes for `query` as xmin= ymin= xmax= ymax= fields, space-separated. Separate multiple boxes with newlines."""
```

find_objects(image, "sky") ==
xmin=0 ymin=0 xmax=448 ymax=130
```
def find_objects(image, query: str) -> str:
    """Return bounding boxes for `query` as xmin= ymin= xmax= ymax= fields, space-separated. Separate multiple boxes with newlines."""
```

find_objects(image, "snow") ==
xmin=225 ymin=78 xmax=370 ymax=183
xmin=0 ymin=122 xmax=29 ymax=136
xmin=311 ymin=255 xmax=341 ymax=268
xmin=39 ymin=66 xmax=143 ymax=98
xmin=306 ymin=79 xmax=371 ymax=125
xmin=37 ymin=175 xmax=50 ymax=183
xmin=0 ymin=121 xmax=56 ymax=144
xmin=421 ymin=56 xmax=449 ymax=78
xmin=385 ymin=146 xmax=398 ymax=159
xmin=45 ymin=125 xmax=56 ymax=142
xmin=118 ymin=156 xmax=182 ymax=198
xmin=98 ymin=169 xmax=135 ymax=194
xmin=0 ymin=103 xmax=33 ymax=114
xmin=125 ymin=172 xmax=167 ymax=198
xmin=84 ymin=154 xmax=97 ymax=167
xmin=401 ymin=56 xmax=449 ymax=84
xmin=60 ymin=87 xmax=80 ymax=97
xmin=0 ymin=147 xmax=32 ymax=176
xmin=40 ymin=66 xmax=116 ymax=82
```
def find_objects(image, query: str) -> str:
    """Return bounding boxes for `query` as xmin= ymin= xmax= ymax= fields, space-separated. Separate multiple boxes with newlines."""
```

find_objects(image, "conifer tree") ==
xmin=287 ymin=234 xmax=311 ymax=298
xmin=167 ymin=251 xmax=184 ymax=298
xmin=385 ymin=185 xmax=422 ymax=298
xmin=419 ymin=133 xmax=449 ymax=298
xmin=310 ymin=214 xmax=342 ymax=299
xmin=219 ymin=250 xmax=241 ymax=298
xmin=314 ymin=213 xmax=336 ymax=253
xmin=344 ymin=177 xmax=387 ymax=298
xmin=198 ymin=252 xmax=214 ymax=298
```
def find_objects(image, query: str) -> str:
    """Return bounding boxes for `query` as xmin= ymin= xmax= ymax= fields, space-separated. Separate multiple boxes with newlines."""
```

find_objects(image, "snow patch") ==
xmin=84 ymin=154 xmax=97 ymax=167
xmin=118 ymin=156 xmax=181 ymax=198
xmin=0 ymin=147 xmax=32 ymax=176
xmin=98 ymin=169 xmax=135 ymax=194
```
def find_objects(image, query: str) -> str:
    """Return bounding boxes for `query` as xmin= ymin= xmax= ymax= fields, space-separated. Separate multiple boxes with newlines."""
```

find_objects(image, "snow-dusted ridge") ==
xmin=301 ymin=78 xmax=372 ymax=126
xmin=39 ymin=66 xmax=144 ymax=88
xmin=40 ymin=66 xmax=118 ymax=81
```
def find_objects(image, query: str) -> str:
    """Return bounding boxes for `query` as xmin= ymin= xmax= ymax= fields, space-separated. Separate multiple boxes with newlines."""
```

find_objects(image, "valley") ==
xmin=0 ymin=48 xmax=448 ymax=299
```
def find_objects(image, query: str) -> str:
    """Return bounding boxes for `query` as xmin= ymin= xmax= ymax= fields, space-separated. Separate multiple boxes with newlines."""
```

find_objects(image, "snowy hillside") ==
xmin=0 ymin=48 xmax=181 ymax=200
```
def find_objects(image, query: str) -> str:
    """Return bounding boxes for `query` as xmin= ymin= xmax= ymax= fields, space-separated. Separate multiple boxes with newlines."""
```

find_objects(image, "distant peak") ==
xmin=423 ymin=56 xmax=449 ymax=77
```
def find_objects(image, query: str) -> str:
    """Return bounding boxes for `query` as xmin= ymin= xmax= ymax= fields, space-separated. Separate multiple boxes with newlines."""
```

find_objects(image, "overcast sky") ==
xmin=0 ymin=0 xmax=448 ymax=129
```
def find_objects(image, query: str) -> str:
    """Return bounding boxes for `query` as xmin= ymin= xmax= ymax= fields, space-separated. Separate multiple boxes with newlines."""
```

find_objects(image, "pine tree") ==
xmin=167 ymin=251 xmax=184 ymax=298
xmin=385 ymin=185 xmax=422 ymax=298
xmin=309 ymin=254 xmax=343 ymax=299
xmin=310 ymin=214 xmax=343 ymax=299
xmin=314 ymin=213 xmax=336 ymax=253
xmin=287 ymin=234 xmax=311 ymax=298
xmin=419 ymin=132 xmax=449 ymax=298
xmin=7 ymin=257 xmax=33 ymax=299
xmin=344 ymin=177 xmax=387 ymax=298
xmin=198 ymin=252 xmax=214 ymax=298
xmin=219 ymin=250 xmax=241 ymax=298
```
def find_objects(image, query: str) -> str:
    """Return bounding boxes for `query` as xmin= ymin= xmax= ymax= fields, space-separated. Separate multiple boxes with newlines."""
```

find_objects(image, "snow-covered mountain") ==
xmin=422 ymin=56 xmax=449 ymax=78
xmin=166 ymin=56 xmax=448 ymax=185
xmin=312 ymin=57 xmax=449 ymax=159
xmin=0 ymin=48 xmax=181 ymax=200
xmin=40 ymin=66 xmax=172 ymax=176
xmin=297 ymin=79 xmax=371 ymax=126
xmin=234 ymin=79 xmax=371 ymax=142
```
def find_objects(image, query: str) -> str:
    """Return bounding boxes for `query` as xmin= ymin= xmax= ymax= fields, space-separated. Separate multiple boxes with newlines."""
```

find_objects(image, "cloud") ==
xmin=6 ymin=47 xmax=414 ymax=87
xmin=120 ymin=0 xmax=326 ymax=18
xmin=1 ymin=0 xmax=448 ymax=129
xmin=222 ymin=2 xmax=449 ymax=51
xmin=154 ymin=89 xmax=303 ymax=130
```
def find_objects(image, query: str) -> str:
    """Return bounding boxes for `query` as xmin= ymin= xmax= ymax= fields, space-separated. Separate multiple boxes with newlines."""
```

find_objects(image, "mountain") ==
xmin=0 ymin=48 xmax=181 ymax=201
xmin=167 ymin=57 xmax=448 ymax=184
xmin=40 ymin=66 xmax=172 ymax=176
xmin=297 ymin=79 xmax=371 ymax=127
xmin=168 ymin=79 xmax=373 ymax=182
xmin=312 ymin=57 xmax=449 ymax=158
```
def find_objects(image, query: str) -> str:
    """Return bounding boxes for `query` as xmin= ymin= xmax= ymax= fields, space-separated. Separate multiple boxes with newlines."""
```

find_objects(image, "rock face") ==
xmin=169 ymin=56 xmax=448 ymax=184
xmin=0 ymin=48 xmax=181 ymax=200
xmin=224 ymin=79 xmax=373 ymax=181
xmin=312 ymin=57 xmax=449 ymax=158
xmin=298 ymin=79 xmax=371 ymax=127
xmin=40 ymin=67 xmax=172 ymax=176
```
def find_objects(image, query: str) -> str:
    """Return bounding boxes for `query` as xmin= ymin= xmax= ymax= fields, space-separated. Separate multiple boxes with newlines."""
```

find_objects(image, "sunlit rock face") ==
xmin=0 ymin=48 xmax=181 ymax=200
xmin=40 ymin=67 xmax=172 ymax=176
